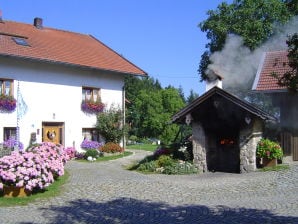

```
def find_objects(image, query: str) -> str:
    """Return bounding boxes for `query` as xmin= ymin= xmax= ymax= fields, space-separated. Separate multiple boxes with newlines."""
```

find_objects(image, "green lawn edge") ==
xmin=0 ymin=170 xmax=70 ymax=207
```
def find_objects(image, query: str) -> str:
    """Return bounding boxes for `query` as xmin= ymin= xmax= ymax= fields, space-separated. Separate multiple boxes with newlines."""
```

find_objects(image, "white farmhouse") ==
xmin=0 ymin=17 xmax=146 ymax=150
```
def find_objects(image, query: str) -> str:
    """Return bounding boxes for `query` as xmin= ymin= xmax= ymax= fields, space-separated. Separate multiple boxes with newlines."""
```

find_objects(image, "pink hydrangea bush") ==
xmin=0 ymin=142 xmax=72 ymax=192
xmin=64 ymin=147 xmax=76 ymax=160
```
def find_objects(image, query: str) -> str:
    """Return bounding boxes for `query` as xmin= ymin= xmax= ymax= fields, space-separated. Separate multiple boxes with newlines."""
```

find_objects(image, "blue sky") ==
xmin=0 ymin=0 xmax=230 ymax=96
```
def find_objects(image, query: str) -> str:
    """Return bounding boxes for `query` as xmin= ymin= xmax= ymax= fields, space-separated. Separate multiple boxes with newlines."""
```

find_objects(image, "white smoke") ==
xmin=207 ymin=16 xmax=298 ymax=91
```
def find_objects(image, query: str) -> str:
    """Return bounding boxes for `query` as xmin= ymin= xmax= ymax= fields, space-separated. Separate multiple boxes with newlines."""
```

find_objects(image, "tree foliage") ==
xmin=274 ymin=33 xmax=298 ymax=92
xmin=125 ymin=76 xmax=185 ymax=144
xmin=198 ymin=0 xmax=293 ymax=81
xmin=96 ymin=106 xmax=124 ymax=143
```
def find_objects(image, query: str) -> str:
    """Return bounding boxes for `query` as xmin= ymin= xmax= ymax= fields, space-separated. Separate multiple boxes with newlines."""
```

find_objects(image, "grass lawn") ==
xmin=258 ymin=164 xmax=290 ymax=172
xmin=125 ymin=144 xmax=158 ymax=152
xmin=0 ymin=171 xmax=69 ymax=207
xmin=77 ymin=151 xmax=133 ymax=162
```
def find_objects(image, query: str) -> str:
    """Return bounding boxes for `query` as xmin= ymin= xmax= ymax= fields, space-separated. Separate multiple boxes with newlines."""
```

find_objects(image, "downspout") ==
xmin=122 ymin=85 xmax=126 ymax=149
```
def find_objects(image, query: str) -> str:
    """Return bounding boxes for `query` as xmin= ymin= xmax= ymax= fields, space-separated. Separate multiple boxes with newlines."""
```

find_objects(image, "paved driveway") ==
xmin=0 ymin=150 xmax=297 ymax=223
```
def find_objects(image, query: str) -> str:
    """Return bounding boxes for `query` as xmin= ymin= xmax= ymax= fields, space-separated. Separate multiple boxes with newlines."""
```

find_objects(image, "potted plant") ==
xmin=256 ymin=138 xmax=283 ymax=167
xmin=0 ymin=95 xmax=16 ymax=113
xmin=81 ymin=98 xmax=105 ymax=114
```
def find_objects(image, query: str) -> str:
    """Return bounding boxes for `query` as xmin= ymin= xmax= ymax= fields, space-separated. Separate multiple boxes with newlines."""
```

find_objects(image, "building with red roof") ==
xmin=253 ymin=50 xmax=298 ymax=161
xmin=0 ymin=17 xmax=146 ymax=150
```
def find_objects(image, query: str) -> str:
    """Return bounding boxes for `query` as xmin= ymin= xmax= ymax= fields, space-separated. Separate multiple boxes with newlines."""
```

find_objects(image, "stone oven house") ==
xmin=172 ymin=80 xmax=276 ymax=173
xmin=252 ymin=50 xmax=298 ymax=162
xmin=0 ymin=17 xmax=146 ymax=150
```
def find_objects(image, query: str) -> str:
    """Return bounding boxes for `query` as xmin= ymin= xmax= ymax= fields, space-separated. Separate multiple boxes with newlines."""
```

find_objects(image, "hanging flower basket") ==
xmin=0 ymin=95 xmax=16 ymax=113
xmin=81 ymin=100 xmax=105 ymax=114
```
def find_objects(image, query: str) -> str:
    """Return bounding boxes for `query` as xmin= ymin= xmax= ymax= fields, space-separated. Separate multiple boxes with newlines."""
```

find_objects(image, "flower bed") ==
xmin=0 ymin=142 xmax=74 ymax=194
xmin=100 ymin=142 xmax=124 ymax=154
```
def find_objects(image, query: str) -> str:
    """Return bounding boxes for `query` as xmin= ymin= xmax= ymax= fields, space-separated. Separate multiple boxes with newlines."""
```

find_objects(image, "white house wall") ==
xmin=0 ymin=57 xmax=124 ymax=149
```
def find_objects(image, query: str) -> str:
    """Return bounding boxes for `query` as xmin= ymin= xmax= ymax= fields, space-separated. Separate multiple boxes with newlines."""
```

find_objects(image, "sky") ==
xmin=0 ymin=0 xmax=231 ymax=97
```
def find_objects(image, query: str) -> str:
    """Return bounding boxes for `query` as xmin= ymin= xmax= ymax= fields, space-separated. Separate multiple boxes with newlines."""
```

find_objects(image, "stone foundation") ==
xmin=192 ymin=123 xmax=207 ymax=172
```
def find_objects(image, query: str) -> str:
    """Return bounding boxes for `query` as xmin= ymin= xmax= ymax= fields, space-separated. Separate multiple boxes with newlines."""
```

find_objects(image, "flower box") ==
xmin=0 ymin=95 xmax=16 ymax=113
xmin=81 ymin=100 xmax=105 ymax=114
xmin=3 ymin=186 xmax=31 ymax=197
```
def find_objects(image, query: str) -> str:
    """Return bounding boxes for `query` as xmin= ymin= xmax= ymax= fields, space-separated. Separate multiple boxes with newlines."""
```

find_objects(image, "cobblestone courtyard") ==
xmin=0 ymin=150 xmax=297 ymax=223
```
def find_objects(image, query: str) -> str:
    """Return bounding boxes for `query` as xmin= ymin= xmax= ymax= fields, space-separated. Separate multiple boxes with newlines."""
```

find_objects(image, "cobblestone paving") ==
xmin=0 ymin=150 xmax=298 ymax=223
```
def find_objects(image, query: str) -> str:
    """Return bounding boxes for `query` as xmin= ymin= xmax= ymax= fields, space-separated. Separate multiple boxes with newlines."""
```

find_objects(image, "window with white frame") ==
xmin=82 ymin=128 xmax=103 ymax=142
xmin=82 ymin=87 xmax=100 ymax=102
xmin=0 ymin=79 xmax=13 ymax=96
xmin=3 ymin=127 xmax=17 ymax=141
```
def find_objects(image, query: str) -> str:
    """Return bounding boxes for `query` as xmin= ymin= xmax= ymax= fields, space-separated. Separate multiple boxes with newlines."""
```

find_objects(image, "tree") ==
xmin=187 ymin=89 xmax=199 ymax=104
xmin=283 ymin=0 xmax=298 ymax=14
xmin=274 ymin=33 xmax=298 ymax=92
xmin=96 ymin=106 xmax=124 ymax=143
xmin=199 ymin=0 xmax=292 ymax=81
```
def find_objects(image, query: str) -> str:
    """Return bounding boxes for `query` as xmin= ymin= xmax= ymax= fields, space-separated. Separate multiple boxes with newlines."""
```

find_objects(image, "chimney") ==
xmin=205 ymin=68 xmax=223 ymax=92
xmin=33 ymin=17 xmax=43 ymax=29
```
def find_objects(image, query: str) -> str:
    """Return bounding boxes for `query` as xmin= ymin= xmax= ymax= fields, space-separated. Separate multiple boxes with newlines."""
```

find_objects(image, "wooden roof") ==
xmin=0 ymin=19 xmax=147 ymax=76
xmin=172 ymin=87 xmax=276 ymax=124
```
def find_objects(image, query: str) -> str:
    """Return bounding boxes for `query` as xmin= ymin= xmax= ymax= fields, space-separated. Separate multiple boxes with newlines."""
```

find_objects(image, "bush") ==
xmin=2 ymin=137 xmax=24 ymax=150
xmin=100 ymin=142 xmax=123 ymax=153
xmin=257 ymin=138 xmax=283 ymax=159
xmin=75 ymin=152 xmax=85 ymax=160
xmin=80 ymin=140 xmax=103 ymax=150
xmin=64 ymin=147 xmax=76 ymax=160
xmin=84 ymin=149 xmax=101 ymax=159
xmin=96 ymin=105 xmax=126 ymax=143
xmin=156 ymin=155 xmax=175 ymax=167
xmin=0 ymin=142 xmax=70 ymax=191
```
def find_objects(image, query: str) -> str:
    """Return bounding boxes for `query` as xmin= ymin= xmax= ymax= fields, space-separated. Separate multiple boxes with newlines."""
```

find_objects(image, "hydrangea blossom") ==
xmin=2 ymin=137 xmax=24 ymax=150
xmin=0 ymin=142 xmax=72 ymax=191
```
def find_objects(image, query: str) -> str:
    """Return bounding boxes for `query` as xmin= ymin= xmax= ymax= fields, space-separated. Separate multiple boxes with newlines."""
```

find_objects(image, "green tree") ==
xmin=199 ymin=0 xmax=292 ymax=81
xmin=96 ymin=106 xmax=124 ymax=143
xmin=274 ymin=33 xmax=298 ymax=92
xmin=187 ymin=89 xmax=199 ymax=104
xmin=283 ymin=0 xmax=298 ymax=14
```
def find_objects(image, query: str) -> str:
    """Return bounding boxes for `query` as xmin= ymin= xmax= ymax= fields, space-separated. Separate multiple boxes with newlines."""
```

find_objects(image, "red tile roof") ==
xmin=0 ymin=19 xmax=147 ymax=76
xmin=252 ymin=51 xmax=290 ymax=92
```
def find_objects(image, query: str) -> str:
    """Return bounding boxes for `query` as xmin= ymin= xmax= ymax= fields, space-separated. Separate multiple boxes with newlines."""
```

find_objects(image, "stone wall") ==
xmin=192 ymin=122 xmax=207 ymax=172
xmin=239 ymin=119 xmax=263 ymax=173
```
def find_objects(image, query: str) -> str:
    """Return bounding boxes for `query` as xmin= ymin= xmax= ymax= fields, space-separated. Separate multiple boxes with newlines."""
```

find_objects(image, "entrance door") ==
xmin=42 ymin=122 xmax=64 ymax=144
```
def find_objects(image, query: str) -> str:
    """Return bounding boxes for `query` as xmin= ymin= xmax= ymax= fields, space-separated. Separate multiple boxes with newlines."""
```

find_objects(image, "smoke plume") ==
xmin=206 ymin=16 xmax=298 ymax=91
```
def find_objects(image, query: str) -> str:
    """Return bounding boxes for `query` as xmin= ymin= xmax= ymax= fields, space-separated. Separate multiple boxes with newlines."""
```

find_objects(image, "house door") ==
xmin=42 ymin=122 xmax=64 ymax=144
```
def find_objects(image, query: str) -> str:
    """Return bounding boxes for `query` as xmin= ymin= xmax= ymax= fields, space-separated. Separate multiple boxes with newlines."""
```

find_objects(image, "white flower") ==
xmin=178 ymin=146 xmax=187 ymax=152
xmin=87 ymin=156 xmax=93 ymax=161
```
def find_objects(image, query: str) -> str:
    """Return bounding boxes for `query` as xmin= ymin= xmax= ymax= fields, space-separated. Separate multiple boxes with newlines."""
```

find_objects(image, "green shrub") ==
xmin=156 ymin=155 xmax=175 ymax=167
xmin=100 ymin=142 xmax=123 ymax=153
xmin=84 ymin=149 xmax=100 ymax=159
xmin=256 ymin=138 xmax=283 ymax=159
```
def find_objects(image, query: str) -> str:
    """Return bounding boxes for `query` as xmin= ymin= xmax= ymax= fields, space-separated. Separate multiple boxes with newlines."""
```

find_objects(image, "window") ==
xmin=3 ymin=127 xmax=17 ymax=141
xmin=82 ymin=87 xmax=100 ymax=102
xmin=82 ymin=128 xmax=103 ymax=142
xmin=0 ymin=79 xmax=13 ymax=96
xmin=12 ymin=37 xmax=30 ymax=46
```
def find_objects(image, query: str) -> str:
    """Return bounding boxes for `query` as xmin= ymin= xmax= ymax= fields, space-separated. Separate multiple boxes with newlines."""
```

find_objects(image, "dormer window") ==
xmin=12 ymin=37 xmax=30 ymax=46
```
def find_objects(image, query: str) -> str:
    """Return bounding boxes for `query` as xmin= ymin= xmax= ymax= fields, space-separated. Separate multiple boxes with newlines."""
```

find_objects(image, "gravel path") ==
xmin=0 ymin=149 xmax=297 ymax=224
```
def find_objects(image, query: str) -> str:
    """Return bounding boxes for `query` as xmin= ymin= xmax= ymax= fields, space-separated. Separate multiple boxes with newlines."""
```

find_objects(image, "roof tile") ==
xmin=253 ymin=51 xmax=290 ymax=91
xmin=0 ymin=20 xmax=147 ymax=76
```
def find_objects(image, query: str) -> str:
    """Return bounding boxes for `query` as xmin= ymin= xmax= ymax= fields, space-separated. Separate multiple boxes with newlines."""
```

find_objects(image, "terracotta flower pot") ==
xmin=3 ymin=186 xmax=31 ymax=197
xmin=262 ymin=158 xmax=277 ymax=167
